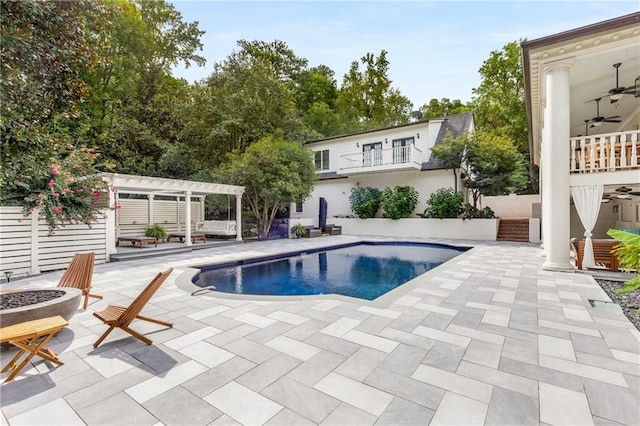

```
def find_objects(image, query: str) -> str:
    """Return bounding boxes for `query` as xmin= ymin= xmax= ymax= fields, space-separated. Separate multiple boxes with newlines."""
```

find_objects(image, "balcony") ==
xmin=338 ymin=145 xmax=423 ymax=174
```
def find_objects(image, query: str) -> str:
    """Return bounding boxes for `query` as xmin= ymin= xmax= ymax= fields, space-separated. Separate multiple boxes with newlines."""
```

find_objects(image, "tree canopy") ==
xmin=431 ymin=130 xmax=528 ymax=208
xmin=219 ymin=136 xmax=316 ymax=239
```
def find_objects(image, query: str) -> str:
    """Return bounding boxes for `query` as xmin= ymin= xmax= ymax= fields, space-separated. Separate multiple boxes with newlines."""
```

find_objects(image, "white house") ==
xmin=294 ymin=112 xmax=475 ymax=224
xmin=521 ymin=12 xmax=639 ymax=271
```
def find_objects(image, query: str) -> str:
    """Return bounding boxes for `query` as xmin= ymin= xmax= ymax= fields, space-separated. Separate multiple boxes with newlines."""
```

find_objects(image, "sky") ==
xmin=170 ymin=1 xmax=639 ymax=108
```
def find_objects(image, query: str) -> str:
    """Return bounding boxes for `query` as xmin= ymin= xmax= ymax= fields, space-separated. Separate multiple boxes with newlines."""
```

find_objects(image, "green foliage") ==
xmin=381 ymin=186 xmax=419 ymax=220
xmin=422 ymin=188 xmax=464 ymax=219
xmin=145 ymin=224 xmax=167 ymax=240
xmin=431 ymin=130 xmax=527 ymax=209
xmin=472 ymin=40 xmax=535 ymax=193
xmin=13 ymin=146 xmax=115 ymax=234
xmin=220 ymin=136 xmax=316 ymax=239
xmin=459 ymin=203 xmax=496 ymax=220
xmin=349 ymin=187 xmax=382 ymax=219
xmin=607 ymin=229 xmax=640 ymax=299
xmin=291 ymin=223 xmax=307 ymax=238
xmin=337 ymin=50 xmax=412 ymax=130
xmin=420 ymin=98 xmax=472 ymax=120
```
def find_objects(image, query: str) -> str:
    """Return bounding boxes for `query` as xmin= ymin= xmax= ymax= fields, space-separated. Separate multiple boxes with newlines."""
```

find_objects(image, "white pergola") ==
xmin=101 ymin=173 xmax=245 ymax=247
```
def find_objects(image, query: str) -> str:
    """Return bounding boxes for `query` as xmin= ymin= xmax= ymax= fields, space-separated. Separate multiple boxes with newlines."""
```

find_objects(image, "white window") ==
xmin=392 ymin=137 xmax=413 ymax=164
xmin=362 ymin=142 xmax=383 ymax=166
xmin=315 ymin=150 xmax=330 ymax=170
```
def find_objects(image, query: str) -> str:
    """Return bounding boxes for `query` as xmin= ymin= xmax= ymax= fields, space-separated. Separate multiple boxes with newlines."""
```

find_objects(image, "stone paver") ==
xmin=1 ymin=236 xmax=639 ymax=425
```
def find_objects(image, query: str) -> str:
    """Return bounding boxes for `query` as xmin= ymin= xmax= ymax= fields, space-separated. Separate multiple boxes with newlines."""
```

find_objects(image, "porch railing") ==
xmin=570 ymin=130 xmax=639 ymax=173
xmin=339 ymin=145 xmax=423 ymax=171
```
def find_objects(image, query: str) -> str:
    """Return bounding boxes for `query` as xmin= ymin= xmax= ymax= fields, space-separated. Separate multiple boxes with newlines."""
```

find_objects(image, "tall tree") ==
xmin=420 ymin=98 xmax=471 ymax=120
xmin=183 ymin=40 xmax=309 ymax=169
xmin=219 ymin=136 xmax=316 ymax=239
xmin=78 ymin=0 xmax=205 ymax=176
xmin=0 ymin=0 xmax=113 ymax=230
xmin=472 ymin=40 xmax=535 ymax=192
xmin=336 ymin=50 xmax=412 ymax=131
xmin=431 ymin=130 xmax=528 ymax=208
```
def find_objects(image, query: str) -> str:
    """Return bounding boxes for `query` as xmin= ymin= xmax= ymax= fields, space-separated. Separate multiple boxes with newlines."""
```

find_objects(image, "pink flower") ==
xmin=48 ymin=179 xmax=55 ymax=187
xmin=51 ymin=167 xmax=59 ymax=175
xmin=63 ymin=188 xmax=70 ymax=194
xmin=53 ymin=206 xmax=62 ymax=214
xmin=113 ymin=202 xmax=121 ymax=209
xmin=54 ymin=192 xmax=60 ymax=198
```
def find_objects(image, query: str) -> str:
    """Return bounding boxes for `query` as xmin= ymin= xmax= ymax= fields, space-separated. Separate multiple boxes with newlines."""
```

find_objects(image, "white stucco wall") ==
xmin=293 ymin=169 xmax=459 ymax=225
xmin=481 ymin=194 xmax=541 ymax=218
xmin=333 ymin=218 xmax=500 ymax=241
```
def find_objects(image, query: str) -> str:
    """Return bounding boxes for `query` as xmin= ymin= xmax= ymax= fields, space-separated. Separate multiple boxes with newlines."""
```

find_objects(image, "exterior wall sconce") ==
xmin=385 ymin=138 xmax=388 ymax=144
xmin=356 ymin=142 xmax=359 ymax=148
xmin=417 ymin=133 xmax=420 ymax=139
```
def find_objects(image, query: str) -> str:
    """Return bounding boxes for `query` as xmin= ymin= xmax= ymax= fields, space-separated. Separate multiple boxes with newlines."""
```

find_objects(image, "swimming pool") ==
xmin=193 ymin=242 xmax=465 ymax=300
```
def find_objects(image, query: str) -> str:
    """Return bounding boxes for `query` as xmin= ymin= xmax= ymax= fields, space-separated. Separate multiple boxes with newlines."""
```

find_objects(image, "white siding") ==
xmin=117 ymin=198 xmax=203 ymax=237
xmin=0 ymin=207 xmax=108 ymax=279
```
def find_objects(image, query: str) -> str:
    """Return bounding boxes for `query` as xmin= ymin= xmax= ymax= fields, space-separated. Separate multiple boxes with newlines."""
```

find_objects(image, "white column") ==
xmin=148 ymin=194 xmax=154 ymax=226
xmin=185 ymin=191 xmax=192 ymax=246
xmin=236 ymin=193 xmax=243 ymax=241
xmin=105 ymin=185 xmax=116 ymax=259
xmin=540 ymin=103 xmax=549 ymax=254
xmin=542 ymin=63 xmax=573 ymax=272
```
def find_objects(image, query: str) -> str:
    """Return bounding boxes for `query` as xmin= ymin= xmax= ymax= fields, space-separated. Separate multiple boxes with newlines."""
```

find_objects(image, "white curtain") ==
xmin=570 ymin=185 xmax=603 ymax=268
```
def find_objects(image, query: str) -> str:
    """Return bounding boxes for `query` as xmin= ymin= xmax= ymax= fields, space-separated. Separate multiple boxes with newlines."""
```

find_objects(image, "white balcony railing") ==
xmin=570 ymin=130 xmax=639 ymax=173
xmin=339 ymin=145 xmax=423 ymax=172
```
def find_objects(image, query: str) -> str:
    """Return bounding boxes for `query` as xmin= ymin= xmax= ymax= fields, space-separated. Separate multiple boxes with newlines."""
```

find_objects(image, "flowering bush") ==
xmin=19 ymin=145 xmax=117 ymax=234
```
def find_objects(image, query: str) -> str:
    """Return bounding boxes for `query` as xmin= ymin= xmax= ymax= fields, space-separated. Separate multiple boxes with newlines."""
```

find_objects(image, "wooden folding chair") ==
xmin=92 ymin=268 xmax=173 ymax=348
xmin=0 ymin=316 xmax=68 ymax=382
xmin=57 ymin=252 xmax=101 ymax=309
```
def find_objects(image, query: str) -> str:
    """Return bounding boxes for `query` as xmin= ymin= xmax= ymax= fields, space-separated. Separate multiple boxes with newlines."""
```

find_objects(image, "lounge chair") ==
xmin=570 ymin=238 xmax=620 ymax=272
xmin=92 ymin=268 xmax=174 ymax=348
xmin=57 ymin=252 xmax=102 ymax=309
xmin=0 ymin=316 xmax=68 ymax=382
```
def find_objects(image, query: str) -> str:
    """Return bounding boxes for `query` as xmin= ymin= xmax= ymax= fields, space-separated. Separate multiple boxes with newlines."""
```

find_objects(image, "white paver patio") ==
xmin=1 ymin=235 xmax=639 ymax=425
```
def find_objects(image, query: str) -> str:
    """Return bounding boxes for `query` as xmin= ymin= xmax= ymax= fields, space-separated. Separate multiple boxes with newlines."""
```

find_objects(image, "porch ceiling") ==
xmin=523 ymin=12 xmax=640 ymax=165
xmin=101 ymin=173 xmax=245 ymax=197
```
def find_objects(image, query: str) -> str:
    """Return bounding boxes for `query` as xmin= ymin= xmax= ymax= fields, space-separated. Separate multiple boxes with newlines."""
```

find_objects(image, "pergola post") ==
xmin=185 ymin=190 xmax=192 ymax=246
xmin=236 ymin=193 xmax=242 ymax=241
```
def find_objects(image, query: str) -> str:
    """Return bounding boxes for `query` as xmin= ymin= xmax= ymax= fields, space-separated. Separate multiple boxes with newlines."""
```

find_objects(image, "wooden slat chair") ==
xmin=57 ymin=252 xmax=101 ymax=309
xmin=570 ymin=238 xmax=620 ymax=272
xmin=92 ymin=268 xmax=173 ymax=348
xmin=0 ymin=316 xmax=68 ymax=382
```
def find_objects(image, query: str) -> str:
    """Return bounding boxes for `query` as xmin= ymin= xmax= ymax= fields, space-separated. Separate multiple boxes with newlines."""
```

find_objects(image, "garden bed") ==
xmin=595 ymin=278 xmax=640 ymax=331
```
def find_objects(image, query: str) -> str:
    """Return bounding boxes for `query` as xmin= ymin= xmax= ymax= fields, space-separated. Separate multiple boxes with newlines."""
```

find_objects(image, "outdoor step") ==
xmin=497 ymin=219 xmax=530 ymax=242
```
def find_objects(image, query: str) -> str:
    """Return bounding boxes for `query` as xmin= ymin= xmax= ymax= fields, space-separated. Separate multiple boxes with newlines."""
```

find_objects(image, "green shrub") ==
xmin=607 ymin=229 xmax=640 ymax=305
xmin=349 ymin=187 xmax=382 ymax=219
xmin=291 ymin=223 xmax=307 ymax=238
xmin=459 ymin=203 xmax=496 ymax=220
xmin=381 ymin=186 xmax=419 ymax=220
xmin=145 ymin=224 xmax=167 ymax=240
xmin=422 ymin=188 xmax=464 ymax=219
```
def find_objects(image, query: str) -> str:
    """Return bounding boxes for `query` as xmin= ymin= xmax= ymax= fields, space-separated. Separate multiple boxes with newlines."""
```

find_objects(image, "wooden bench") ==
xmin=0 ymin=316 xmax=68 ymax=382
xmin=116 ymin=236 xmax=158 ymax=249
xmin=570 ymin=238 xmax=620 ymax=272
xmin=166 ymin=233 xmax=206 ymax=243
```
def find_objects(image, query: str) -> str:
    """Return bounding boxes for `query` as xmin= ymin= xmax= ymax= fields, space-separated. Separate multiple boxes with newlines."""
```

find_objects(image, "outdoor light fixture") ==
xmin=356 ymin=143 xmax=359 ymax=148
xmin=610 ymin=92 xmax=624 ymax=101
xmin=385 ymin=138 xmax=388 ymax=144
xmin=4 ymin=271 xmax=13 ymax=282
xmin=417 ymin=133 xmax=420 ymax=139
xmin=592 ymin=121 xmax=602 ymax=127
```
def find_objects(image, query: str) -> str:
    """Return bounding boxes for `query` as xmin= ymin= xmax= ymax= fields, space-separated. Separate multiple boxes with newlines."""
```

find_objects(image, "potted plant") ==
xmin=145 ymin=224 xmax=167 ymax=241
xmin=291 ymin=223 xmax=307 ymax=239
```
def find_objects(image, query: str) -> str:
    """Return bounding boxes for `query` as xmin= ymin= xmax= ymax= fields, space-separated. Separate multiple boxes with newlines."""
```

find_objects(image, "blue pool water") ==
xmin=194 ymin=242 xmax=465 ymax=300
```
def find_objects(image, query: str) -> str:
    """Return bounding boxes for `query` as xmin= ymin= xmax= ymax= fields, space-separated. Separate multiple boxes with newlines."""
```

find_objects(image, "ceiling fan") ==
xmin=602 ymin=186 xmax=640 ymax=201
xmin=588 ymin=97 xmax=621 ymax=127
xmin=607 ymin=63 xmax=635 ymax=104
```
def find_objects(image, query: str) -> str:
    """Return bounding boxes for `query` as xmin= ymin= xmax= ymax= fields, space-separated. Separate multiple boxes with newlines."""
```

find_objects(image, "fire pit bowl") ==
xmin=0 ymin=288 xmax=82 ymax=329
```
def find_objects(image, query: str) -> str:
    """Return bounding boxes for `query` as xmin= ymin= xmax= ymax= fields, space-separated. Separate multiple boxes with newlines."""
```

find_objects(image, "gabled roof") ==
xmin=422 ymin=112 xmax=474 ymax=170
xmin=304 ymin=120 xmax=430 ymax=145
